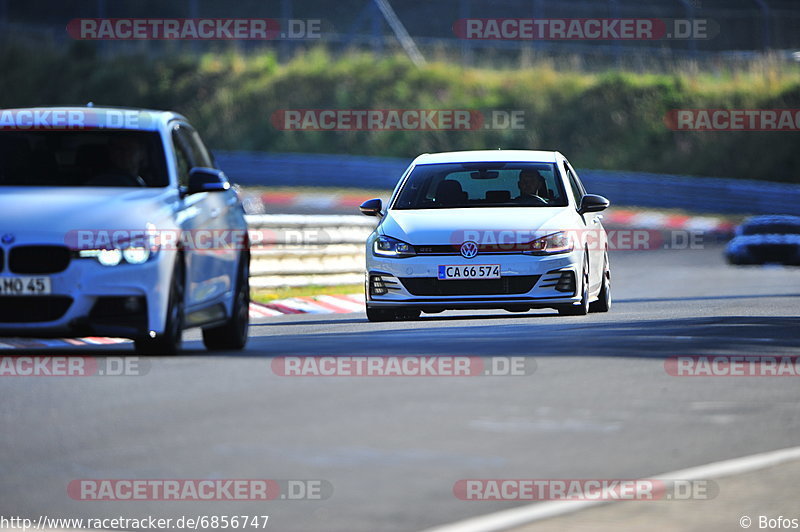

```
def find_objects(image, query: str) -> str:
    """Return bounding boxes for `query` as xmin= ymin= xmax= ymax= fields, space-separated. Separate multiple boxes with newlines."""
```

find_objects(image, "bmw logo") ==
xmin=1 ymin=234 xmax=14 ymax=245
xmin=460 ymin=241 xmax=479 ymax=259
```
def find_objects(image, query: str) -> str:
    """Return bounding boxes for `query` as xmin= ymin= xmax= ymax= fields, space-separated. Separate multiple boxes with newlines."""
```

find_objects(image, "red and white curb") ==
xmin=0 ymin=295 xmax=365 ymax=349
xmin=249 ymin=293 xmax=365 ymax=317
xmin=604 ymin=209 xmax=736 ymax=233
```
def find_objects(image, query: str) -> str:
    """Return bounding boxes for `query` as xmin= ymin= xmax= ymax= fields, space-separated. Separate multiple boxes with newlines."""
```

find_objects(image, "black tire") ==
xmin=558 ymin=255 xmax=590 ymax=316
xmin=135 ymin=256 xmax=185 ymax=355
xmin=202 ymin=251 xmax=250 ymax=351
xmin=589 ymin=256 xmax=611 ymax=313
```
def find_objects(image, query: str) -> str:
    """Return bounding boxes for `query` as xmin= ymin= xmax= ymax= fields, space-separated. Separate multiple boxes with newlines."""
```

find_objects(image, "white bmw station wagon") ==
xmin=360 ymin=150 xmax=611 ymax=321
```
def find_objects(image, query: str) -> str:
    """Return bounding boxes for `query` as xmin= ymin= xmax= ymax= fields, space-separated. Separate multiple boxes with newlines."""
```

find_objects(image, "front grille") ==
xmin=416 ymin=244 xmax=529 ymax=255
xmin=748 ymin=244 xmax=799 ymax=263
xmin=416 ymin=245 xmax=462 ymax=255
xmin=0 ymin=296 xmax=73 ymax=322
xmin=9 ymin=245 xmax=71 ymax=274
xmin=399 ymin=275 xmax=540 ymax=296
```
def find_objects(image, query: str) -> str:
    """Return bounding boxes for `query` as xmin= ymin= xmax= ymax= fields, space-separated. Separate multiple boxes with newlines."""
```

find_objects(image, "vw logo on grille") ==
xmin=460 ymin=241 xmax=479 ymax=259
xmin=1 ymin=234 xmax=14 ymax=245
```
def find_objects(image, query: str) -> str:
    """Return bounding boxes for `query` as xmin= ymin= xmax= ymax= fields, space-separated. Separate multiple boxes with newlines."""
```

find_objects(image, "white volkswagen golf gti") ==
xmin=0 ymin=106 xmax=250 ymax=353
xmin=360 ymin=150 xmax=611 ymax=321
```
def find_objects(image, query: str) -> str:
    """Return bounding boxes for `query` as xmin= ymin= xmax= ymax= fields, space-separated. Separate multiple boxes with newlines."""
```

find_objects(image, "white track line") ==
xmin=420 ymin=445 xmax=800 ymax=532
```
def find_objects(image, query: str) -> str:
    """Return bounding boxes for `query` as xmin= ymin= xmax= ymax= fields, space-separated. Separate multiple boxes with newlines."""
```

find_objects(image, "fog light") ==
xmin=123 ymin=296 xmax=141 ymax=312
xmin=555 ymin=271 xmax=576 ymax=293
xmin=370 ymin=275 xmax=388 ymax=296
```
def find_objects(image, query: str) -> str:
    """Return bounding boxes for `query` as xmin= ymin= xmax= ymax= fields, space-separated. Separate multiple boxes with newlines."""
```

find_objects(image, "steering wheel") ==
xmin=518 ymin=194 xmax=548 ymax=206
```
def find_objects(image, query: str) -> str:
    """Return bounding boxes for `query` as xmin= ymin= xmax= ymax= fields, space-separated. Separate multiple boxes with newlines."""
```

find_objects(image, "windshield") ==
xmin=393 ymin=162 xmax=568 ymax=209
xmin=0 ymin=130 xmax=169 ymax=187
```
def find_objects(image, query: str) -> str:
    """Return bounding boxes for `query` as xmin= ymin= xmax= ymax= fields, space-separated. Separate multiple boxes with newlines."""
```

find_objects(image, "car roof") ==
xmin=0 ymin=106 xmax=187 ymax=132
xmin=413 ymin=150 xmax=561 ymax=165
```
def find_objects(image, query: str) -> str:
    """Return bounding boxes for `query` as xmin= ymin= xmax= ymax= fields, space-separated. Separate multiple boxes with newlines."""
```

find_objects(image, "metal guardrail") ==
xmin=245 ymin=214 xmax=376 ymax=288
xmin=218 ymin=151 xmax=800 ymax=216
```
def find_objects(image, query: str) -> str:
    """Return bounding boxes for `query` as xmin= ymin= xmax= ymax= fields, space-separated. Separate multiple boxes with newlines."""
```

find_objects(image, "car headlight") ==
xmin=525 ymin=231 xmax=574 ymax=255
xmin=78 ymin=225 xmax=159 ymax=266
xmin=373 ymin=236 xmax=416 ymax=257
xmin=97 ymin=249 xmax=123 ymax=266
xmin=122 ymin=246 xmax=151 ymax=264
xmin=79 ymin=246 xmax=154 ymax=266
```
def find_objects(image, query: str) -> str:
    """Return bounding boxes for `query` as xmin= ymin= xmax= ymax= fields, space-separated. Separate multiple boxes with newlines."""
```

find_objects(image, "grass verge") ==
xmin=252 ymin=284 xmax=362 ymax=304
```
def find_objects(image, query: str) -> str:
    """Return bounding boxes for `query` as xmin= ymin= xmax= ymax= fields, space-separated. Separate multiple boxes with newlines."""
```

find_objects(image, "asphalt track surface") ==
xmin=1 ymin=245 xmax=798 ymax=532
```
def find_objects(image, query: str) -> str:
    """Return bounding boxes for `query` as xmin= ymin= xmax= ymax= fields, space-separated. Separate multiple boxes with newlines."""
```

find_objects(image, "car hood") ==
xmin=0 ymin=187 xmax=178 ymax=242
xmin=380 ymin=207 xmax=576 ymax=245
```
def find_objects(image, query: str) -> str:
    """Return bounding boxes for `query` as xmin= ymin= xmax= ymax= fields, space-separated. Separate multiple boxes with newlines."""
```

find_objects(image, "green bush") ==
xmin=1 ymin=43 xmax=797 ymax=183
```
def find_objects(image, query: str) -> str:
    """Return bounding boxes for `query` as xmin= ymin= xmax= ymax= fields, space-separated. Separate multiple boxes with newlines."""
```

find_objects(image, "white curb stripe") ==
xmin=316 ymin=294 xmax=366 ymax=312
xmin=271 ymin=298 xmax=330 ymax=314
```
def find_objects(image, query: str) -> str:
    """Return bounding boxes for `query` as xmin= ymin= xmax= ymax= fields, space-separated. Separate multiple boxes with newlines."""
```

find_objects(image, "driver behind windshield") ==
xmin=85 ymin=135 xmax=147 ymax=186
xmin=515 ymin=169 xmax=548 ymax=203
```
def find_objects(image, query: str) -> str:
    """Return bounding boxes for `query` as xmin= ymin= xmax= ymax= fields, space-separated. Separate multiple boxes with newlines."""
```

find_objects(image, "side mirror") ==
xmin=579 ymin=194 xmax=610 ymax=214
xmin=359 ymin=198 xmax=383 ymax=217
xmin=186 ymin=167 xmax=230 ymax=195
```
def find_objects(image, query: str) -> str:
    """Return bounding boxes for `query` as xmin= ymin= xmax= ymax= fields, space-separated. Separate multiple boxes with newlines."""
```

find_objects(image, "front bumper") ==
xmin=365 ymin=250 xmax=582 ymax=310
xmin=0 ymin=252 xmax=174 ymax=339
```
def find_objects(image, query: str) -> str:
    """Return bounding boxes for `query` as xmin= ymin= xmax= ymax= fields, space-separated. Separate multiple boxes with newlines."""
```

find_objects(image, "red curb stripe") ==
xmin=297 ymin=296 xmax=352 ymax=313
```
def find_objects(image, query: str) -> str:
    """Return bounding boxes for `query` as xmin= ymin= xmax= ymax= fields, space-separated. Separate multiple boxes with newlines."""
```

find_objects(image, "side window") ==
xmin=171 ymin=123 xmax=215 ymax=187
xmin=185 ymin=128 xmax=214 ymax=168
xmin=171 ymin=128 xmax=192 ymax=187
xmin=563 ymin=161 xmax=584 ymax=207
xmin=567 ymin=162 xmax=587 ymax=195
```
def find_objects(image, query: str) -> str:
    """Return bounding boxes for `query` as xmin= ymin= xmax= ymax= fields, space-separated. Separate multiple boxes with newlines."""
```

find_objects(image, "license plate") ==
xmin=0 ymin=277 xmax=51 ymax=295
xmin=438 ymin=264 xmax=500 ymax=280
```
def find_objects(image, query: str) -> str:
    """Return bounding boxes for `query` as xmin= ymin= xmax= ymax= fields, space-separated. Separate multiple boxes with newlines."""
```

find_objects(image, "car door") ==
xmin=563 ymin=158 xmax=605 ymax=293
xmin=170 ymin=122 xmax=237 ymax=310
